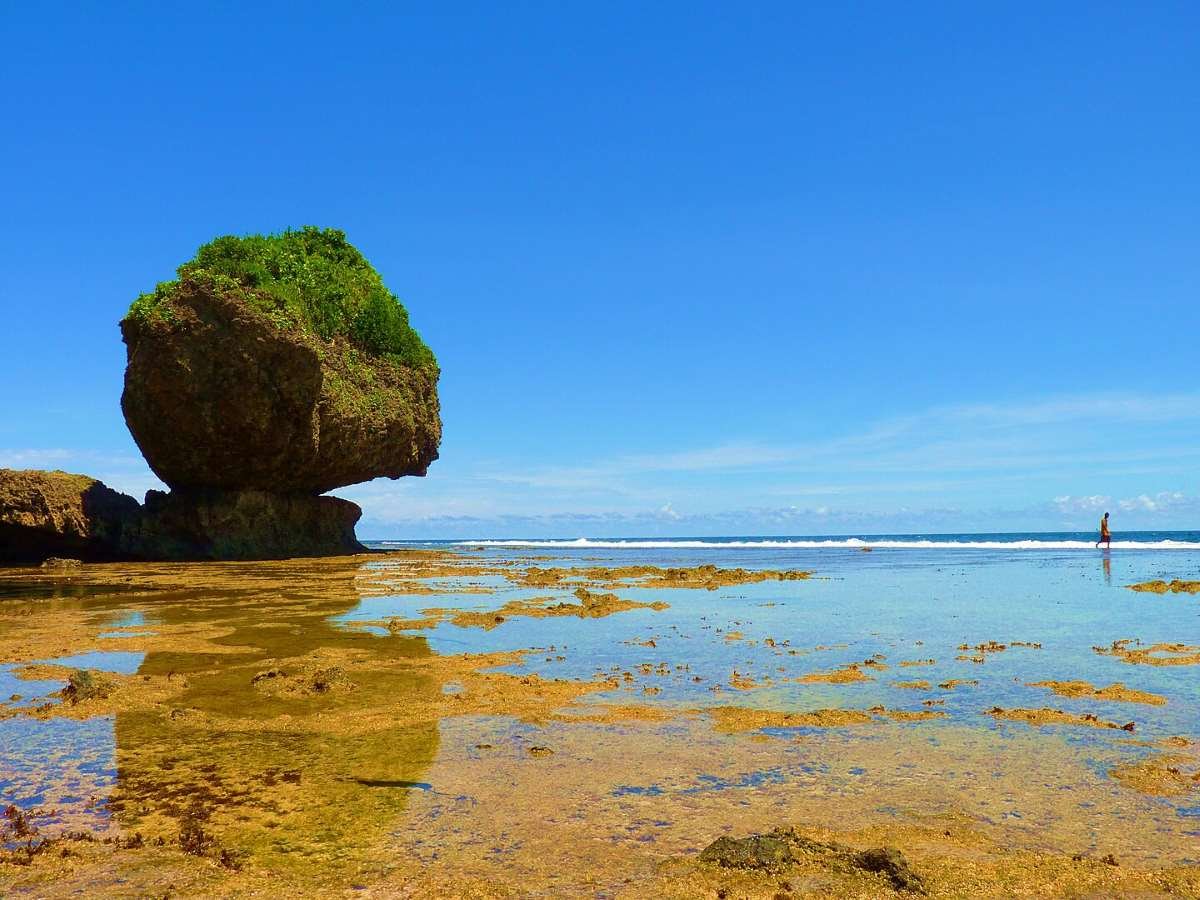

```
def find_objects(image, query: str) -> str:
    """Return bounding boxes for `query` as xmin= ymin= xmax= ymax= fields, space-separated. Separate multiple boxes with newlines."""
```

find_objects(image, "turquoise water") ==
xmin=358 ymin=537 xmax=1200 ymax=738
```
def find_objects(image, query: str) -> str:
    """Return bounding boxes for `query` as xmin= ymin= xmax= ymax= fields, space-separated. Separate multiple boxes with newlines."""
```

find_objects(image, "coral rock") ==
xmin=120 ymin=279 xmax=440 ymax=494
xmin=0 ymin=468 xmax=140 ymax=562
xmin=129 ymin=489 xmax=365 ymax=560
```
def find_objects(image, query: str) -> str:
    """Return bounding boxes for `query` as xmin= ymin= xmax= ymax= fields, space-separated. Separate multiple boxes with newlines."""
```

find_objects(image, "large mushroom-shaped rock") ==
xmin=120 ymin=227 xmax=440 ymax=494
xmin=0 ymin=468 xmax=140 ymax=562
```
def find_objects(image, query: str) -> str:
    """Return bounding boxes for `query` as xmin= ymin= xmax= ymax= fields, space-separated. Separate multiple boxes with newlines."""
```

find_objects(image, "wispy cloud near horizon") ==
xmin=6 ymin=390 xmax=1197 ymax=538
xmin=343 ymin=390 xmax=1200 ymax=536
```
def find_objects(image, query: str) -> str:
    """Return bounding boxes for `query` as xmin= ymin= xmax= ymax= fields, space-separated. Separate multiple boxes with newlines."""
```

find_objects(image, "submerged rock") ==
xmin=699 ymin=827 xmax=926 ymax=893
xmin=120 ymin=227 xmax=440 ymax=494
xmin=855 ymin=846 xmax=926 ymax=893
xmin=698 ymin=833 xmax=796 ymax=870
xmin=1129 ymin=579 xmax=1200 ymax=595
xmin=60 ymin=669 xmax=114 ymax=704
xmin=41 ymin=557 xmax=84 ymax=569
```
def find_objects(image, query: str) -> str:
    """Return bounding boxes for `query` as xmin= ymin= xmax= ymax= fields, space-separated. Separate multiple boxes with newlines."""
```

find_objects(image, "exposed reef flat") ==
xmin=1028 ymin=679 xmax=1167 ymax=706
xmin=2 ymin=549 xmax=1200 ymax=897
xmin=512 ymin=563 xmax=811 ymax=590
xmin=1129 ymin=579 xmax=1200 ymax=595
xmin=1109 ymin=753 xmax=1200 ymax=798
xmin=986 ymin=706 xmax=1136 ymax=731
xmin=1094 ymin=638 xmax=1200 ymax=666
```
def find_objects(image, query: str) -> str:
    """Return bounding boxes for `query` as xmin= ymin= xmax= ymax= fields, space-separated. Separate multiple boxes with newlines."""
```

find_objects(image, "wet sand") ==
xmin=2 ymin=550 xmax=1199 ymax=897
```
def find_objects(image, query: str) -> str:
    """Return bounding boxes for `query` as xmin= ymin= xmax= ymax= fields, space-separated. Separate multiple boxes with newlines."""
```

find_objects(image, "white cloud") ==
xmin=657 ymin=502 xmax=682 ymax=521
xmin=345 ymin=389 xmax=1200 ymax=532
xmin=0 ymin=447 xmax=164 ymax=499
xmin=0 ymin=448 xmax=75 ymax=468
xmin=474 ymin=390 xmax=1200 ymax=492
xmin=1053 ymin=495 xmax=1110 ymax=514
xmin=1117 ymin=491 xmax=1188 ymax=513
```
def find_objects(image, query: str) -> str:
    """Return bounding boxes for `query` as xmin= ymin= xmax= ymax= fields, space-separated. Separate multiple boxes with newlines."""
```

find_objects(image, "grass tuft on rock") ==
xmin=126 ymin=226 xmax=435 ymax=369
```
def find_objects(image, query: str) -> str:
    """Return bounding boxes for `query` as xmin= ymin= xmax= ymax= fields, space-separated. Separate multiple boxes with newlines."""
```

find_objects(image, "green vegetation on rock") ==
xmin=126 ymin=226 xmax=435 ymax=369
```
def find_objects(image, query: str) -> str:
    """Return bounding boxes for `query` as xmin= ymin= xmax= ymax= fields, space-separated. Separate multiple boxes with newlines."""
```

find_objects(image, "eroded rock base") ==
xmin=0 ymin=469 xmax=364 ymax=561
xmin=130 ymin=489 xmax=365 ymax=560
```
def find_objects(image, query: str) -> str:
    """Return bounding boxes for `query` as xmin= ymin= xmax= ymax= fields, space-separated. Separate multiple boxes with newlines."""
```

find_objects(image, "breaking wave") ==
xmin=453 ymin=537 xmax=1200 ymax=551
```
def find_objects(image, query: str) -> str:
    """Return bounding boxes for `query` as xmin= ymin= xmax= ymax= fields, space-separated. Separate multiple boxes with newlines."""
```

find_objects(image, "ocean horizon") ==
xmin=367 ymin=529 xmax=1200 ymax=551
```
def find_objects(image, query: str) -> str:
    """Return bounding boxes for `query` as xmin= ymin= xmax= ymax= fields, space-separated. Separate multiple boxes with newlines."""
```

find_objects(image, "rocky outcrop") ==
xmin=0 ymin=469 xmax=141 ymax=562
xmin=120 ymin=282 xmax=440 ymax=494
xmin=3 ymin=228 xmax=438 ymax=563
xmin=128 ymin=489 xmax=365 ymax=560
xmin=699 ymin=826 xmax=926 ymax=893
xmin=0 ymin=469 xmax=364 ymax=562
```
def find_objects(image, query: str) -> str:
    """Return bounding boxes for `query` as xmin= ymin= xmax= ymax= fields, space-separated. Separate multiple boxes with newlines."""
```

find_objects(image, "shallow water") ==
xmin=358 ymin=543 xmax=1200 ymax=736
xmin=1 ymin=544 xmax=1198 ymax=894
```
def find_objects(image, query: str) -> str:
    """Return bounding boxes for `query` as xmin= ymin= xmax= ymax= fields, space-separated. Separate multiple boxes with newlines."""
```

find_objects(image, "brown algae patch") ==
xmin=894 ymin=680 xmax=931 ymax=690
xmin=873 ymin=707 xmax=947 ymax=722
xmin=512 ymin=563 xmax=811 ymax=591
xmin=427 ymin=587 xmax=668 ymax=631
xmin=728 ymin=670 xmax=761 ymax=691
xmin=1094 ymin=639 xmax=1200 ymax=666
xmin=1129 ymin=580 xmax=1200 ymax=594
xmin=710 ymin=707 xmax=875 ymax=732
xmin=696 ymin=826 xmax=925 ymax=891
xmin=1110 ymin=755 xmax=1200 ymax=797
xmin=1028 ymin=680 xmax=1167 ymax=706
xmin=708 ymin=706 xmax=948 ymax=733
xmin=937 ymin=679 xmax=978 ymax=690
xmin=1 ymin=665 xmax=187 ymax=720
xmin=954 ymin=639 xmax=1040 ymax=664
xmin=798 ymin=663 xmax=872 ymax=684
xmin=986 ymin=707 xmax=1135 ymax=731
xmin=899 ymin=658 xmax=936 ymax=667
xmin=552 ymin=703 xmax=694 ymax=725
xmin=249 ymin=663 xmax=356 ymax=698
xmin=645 ymin=820 xmax=1200 ymax=900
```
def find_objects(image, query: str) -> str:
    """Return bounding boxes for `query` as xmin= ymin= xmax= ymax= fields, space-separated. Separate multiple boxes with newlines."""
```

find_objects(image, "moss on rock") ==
xmin=126 ymin=227 xmax=435 ymax=370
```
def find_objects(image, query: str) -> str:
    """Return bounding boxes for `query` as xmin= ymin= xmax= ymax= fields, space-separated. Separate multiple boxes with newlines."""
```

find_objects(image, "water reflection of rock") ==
xmin=109 ymin=567 xmax=440 ymax=878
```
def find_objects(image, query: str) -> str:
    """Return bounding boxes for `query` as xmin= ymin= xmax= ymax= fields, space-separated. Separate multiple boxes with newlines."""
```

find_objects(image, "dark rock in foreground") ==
xmin=0 ymin=469 xmax=364 ymax=562
xmin=0 ymin=469 xmax=141 ymax=562
xmin=698 ymin=833 xmax=795 ymax=871
xmin=699 ymin=826 xmax=926 ymax=893
xmin=130 ymin=489 xmax=365 ymax=560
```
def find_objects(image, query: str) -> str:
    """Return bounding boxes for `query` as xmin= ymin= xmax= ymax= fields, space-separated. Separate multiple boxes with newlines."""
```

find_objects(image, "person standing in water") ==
xmin=1096 ymin=511 xmax=1112 ymax=549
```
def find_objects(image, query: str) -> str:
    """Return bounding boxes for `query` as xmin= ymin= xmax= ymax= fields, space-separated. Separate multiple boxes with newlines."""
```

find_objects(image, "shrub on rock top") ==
xmin=127 ymin=226 xmax=436 ymax=369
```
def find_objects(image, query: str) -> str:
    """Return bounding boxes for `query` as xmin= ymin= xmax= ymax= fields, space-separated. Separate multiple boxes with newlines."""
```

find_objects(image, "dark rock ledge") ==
xmin=0 ymin=469 xmax=363 ymax=563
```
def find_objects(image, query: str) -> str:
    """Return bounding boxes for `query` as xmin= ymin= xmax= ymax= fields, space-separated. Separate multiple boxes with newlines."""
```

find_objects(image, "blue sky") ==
xmin=2 ymin=2 xmax=1198 ymax=538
